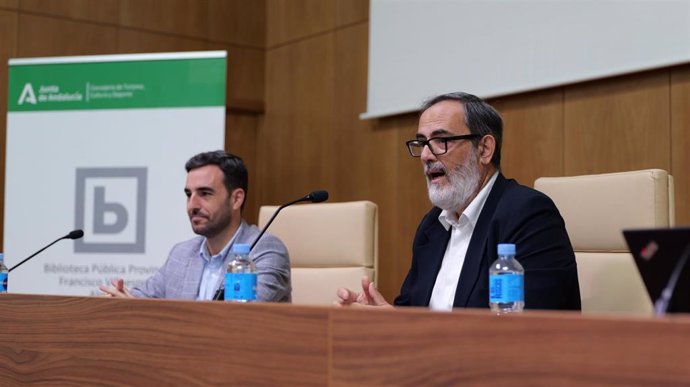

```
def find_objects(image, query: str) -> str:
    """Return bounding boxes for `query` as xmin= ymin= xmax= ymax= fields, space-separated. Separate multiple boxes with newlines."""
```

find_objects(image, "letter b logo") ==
xmin=75 ymin=168 xmax=147 ymax=253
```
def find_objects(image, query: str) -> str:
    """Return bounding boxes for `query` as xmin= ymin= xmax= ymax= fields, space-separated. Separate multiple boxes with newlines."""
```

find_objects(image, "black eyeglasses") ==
xmin=406 ymin=134 xmax=481 ymax=157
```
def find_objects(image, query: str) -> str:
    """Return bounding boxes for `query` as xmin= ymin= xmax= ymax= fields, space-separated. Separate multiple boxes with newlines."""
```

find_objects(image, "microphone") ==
xmin=249 ymin=190 xmax=328 ymax=250
xmin=8 ymin=229 xmax=85 ymax=272
xmin=213 ymin=190 xmax=329 ymax=301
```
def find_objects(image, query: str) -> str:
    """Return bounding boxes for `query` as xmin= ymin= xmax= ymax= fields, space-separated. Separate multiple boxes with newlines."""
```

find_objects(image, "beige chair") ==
xmin=535 ymin=169 xmax=675 ymax=316
xmin=258 ymin=201 xmax=378 ymax=305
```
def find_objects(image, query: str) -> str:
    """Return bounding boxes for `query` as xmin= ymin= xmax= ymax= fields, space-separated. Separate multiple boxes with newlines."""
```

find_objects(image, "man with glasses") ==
xmin=337 ymin=92 xmax=580 ymax=311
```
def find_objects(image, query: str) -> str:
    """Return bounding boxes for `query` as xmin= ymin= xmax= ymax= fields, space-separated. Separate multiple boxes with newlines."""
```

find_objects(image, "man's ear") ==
xmin=478 ymin=135 xmax=496 ymax=166
xmin=231 ymin=188 xmax=245 ymax=211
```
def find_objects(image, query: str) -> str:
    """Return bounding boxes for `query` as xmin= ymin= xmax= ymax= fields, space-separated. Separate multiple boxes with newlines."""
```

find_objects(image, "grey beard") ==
xmin=427 ymin=151 xmax=482 ymax=213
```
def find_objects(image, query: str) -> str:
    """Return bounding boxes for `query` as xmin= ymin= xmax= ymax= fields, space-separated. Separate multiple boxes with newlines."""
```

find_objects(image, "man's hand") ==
xmin=99 ymin=278 xmax=134 ymax=298
xmin=335 ymin=276 xmax=392 ymax=308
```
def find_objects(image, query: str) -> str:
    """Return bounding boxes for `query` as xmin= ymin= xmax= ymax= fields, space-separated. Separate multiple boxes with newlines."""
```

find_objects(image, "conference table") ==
xmin=1 ymin=294 xmax=689 ymax=386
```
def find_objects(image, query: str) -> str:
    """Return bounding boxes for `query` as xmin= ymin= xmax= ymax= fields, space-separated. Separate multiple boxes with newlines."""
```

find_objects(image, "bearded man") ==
xmin=337 ymin=92 xmax=580 ymax=311
xmin=100 ymin=150 xmax=291 ymax=302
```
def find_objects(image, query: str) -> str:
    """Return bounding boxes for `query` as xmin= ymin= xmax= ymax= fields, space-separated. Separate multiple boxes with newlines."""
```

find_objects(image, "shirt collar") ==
xmin=438 ymin=171 xmax=499 ymax=231
xmin=199 ymin=221 xmax=244 ymax=262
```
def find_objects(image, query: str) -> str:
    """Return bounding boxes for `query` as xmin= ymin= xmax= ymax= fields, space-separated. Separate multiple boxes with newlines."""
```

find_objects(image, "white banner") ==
xmin=4 ymin=51 xmax=227 ymax=295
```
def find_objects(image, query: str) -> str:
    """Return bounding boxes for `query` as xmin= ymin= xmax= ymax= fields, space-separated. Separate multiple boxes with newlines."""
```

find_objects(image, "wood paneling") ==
xmin=119 ymin=0 xmax=208 ymax=39
xmin=118 ymin=29 xmax=207 ymax=53
xmin=670 ymin=66 xmax=690 ymax=224
xmin=563 ymin=70 xmax=671 ymax=176
xmin=208 ymin=42 xmax=265 ymax=112
xmin=333 ymin=23 xmax=406 ymax=298
xmin=331 ymin=307 xmax=690 ymax=385
xmin=0 ymin=0 xmax=18 ymax=9
xmin=266 ymin=0 xmax=335 ymax=47
xmin=0 ymin=295 xmax=329 ymax=386
xmin=208 ymin=0 xmax=265 ymax=47
xmin=490 ymin=89 xmax=565 ymax=186
xmin=0 ymin=9 xmax=17 ymax=251
xmin=333 ymin=23 xmax=373 ymax=202
xmin=226 ymin=112 xmax=261 ymax=224
xmin=261 ymin=33 xmax=335 ymax=206
xmin=336 ymin=0 xmax=368 ymax=26
xmin=17 ymin=14 xmax=118 ymax=57
xmin=20 ymin=0 xmax=119 ymax=24
xmin=6 ymin=294 xmax=690 ymax=386
xmin=375 ymin=134 xmax=423 ymax=296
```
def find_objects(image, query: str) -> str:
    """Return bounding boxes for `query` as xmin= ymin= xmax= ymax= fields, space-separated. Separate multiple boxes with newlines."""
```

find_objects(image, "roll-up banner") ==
xmin=4 ymin=51 xmax=226 ymax=295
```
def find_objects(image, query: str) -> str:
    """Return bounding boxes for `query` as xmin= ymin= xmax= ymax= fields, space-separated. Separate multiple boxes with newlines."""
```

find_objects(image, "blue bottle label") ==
xmin=489 ymin=274 xmax=523 ymax=303
xmin=224 ymin=273 xmax=257 ymax=301
xmin=0 ymin=273 xmax=7 ymax=293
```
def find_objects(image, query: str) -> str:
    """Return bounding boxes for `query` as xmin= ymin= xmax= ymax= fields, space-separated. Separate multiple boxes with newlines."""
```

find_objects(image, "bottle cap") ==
xmin=497 ymin=243 xmax=516 ymax=255
xmin=232 ymin=243 xmax=251 ymax=254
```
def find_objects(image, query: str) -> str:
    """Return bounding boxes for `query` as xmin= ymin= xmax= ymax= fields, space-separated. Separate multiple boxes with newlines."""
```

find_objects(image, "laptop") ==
xmin=623 ymin=227 xmax=690 ymax=314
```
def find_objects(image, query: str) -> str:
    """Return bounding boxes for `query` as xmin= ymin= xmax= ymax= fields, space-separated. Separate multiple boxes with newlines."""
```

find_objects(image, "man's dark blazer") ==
xmin=394 ymin=173 xmax=581 ymax=310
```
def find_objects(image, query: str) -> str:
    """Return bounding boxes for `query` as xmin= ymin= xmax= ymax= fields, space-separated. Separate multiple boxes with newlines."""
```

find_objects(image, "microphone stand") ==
xmin=213 ymin=191 xmax=328 ymax=301
xmin=9 ymin=230 xmax=84 ymax=273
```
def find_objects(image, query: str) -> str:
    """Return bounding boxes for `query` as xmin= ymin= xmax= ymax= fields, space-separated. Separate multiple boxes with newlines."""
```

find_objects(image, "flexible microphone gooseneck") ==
xmin=213 ymin=190 xmax=329 ymax=301
xmin=654 ymin=243 xmax=690 ymax=316
xmin=250 ymin=190 xmax=328 ymax=251
xmin=8 ymin=229 xmax=85 ymax=273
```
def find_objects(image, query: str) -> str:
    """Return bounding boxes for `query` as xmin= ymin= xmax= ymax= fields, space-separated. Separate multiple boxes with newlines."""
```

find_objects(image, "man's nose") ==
xmin=420 ymin=143 xmax=437 ymax=162
xmin=187 ymin=194 xmax=200 ymax=209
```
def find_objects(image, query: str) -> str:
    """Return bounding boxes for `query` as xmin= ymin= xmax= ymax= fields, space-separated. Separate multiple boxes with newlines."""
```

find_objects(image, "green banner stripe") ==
xmin=8 ymin=57 xmax=226 ymax=111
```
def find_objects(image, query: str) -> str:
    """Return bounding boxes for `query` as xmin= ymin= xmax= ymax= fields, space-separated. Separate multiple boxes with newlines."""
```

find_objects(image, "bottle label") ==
xmin=489 ymin=274 xmax=523 ymax=303
xmin=224 ymin=273 xmax=257 ymax=301
xmin=0 ymin=273 xmax=7 ymax=293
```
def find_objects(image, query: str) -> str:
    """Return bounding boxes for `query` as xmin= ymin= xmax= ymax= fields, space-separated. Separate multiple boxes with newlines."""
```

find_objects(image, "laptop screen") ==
xmin=623 ymin=227 xmax=690 ymax=314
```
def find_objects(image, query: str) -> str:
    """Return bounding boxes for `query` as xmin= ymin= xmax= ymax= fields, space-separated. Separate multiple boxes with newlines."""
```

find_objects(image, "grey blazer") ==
xmin=130 ymin=220 xmax=291 ymax=302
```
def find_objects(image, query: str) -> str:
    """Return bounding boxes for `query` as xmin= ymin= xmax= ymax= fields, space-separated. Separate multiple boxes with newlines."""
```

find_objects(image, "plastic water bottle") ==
xmin=0 ymin=253 xmax=8 ymax=293
xmin=224 ymin=244 xmax=257 ymax=302
xmin=489 ymin=243 xmax=524 ymax=313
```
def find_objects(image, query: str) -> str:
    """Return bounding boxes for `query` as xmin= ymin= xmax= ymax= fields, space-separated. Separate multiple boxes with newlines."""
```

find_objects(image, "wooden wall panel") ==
xmin=490 ymin=89 xmax=565 ymax=186
xmin=374 ymin=114 xmax=431 ymax=302
xmin=118 ymin=29 xmax=207 ymax=53
xmin=17 ymin=14 xmax=119 ymax=57
xmin=336 ymin=0 xmax=368 ymax=26
xmin=331 ymin=308 xmax=690 ymax=385
xmin=0 ymin=295 xmax=330 ymax=386
xmin=19 ymin=0 xmax=119 ymax=24
xmin=208 ymin=0 xmax=265 ymax=47
xmin=0 ymin=9 xmax=17 ymax=251
xmin=671 ymin=66 xmax=690 ymax=224
xmin=208 ymin=43 xmax=265 ymax=112
xmin=0 ymin=0 xmax=17 ymax=9
xmin=119 ymin=0 xmax=208 ymax=39
xmin=563 ymin=70 xmax=671 ymax=176
xmin=333 ymin=22 xmax=405 ymax=298
xmin=266 ymin=0 xmax=335 ymax=47
xmin=332 ymin=23 xmax=373 ymax=202
xmin=226 ymin=113 xmax=261 ymax=224
xmin=260 ymin=34 xmax=335 ymax=206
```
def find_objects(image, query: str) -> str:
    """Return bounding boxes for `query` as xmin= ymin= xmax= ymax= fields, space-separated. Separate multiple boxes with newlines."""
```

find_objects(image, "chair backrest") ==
xmin=534 ymin=169 xmax=675 ymax=316
xmin=258 ymin=201 xmax=378 ymax=305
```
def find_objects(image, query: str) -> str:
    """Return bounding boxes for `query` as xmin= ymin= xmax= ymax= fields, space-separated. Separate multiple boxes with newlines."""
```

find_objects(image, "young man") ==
xmin=100 ymin=150 xmax=291 ymax=302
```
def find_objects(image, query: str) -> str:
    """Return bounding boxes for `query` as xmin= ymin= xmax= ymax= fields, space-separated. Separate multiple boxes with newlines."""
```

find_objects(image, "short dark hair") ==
xmin=421 ymin=92 xmax=503 ymax=169
xmin=185 ymin=150 xmax=248 ymax=202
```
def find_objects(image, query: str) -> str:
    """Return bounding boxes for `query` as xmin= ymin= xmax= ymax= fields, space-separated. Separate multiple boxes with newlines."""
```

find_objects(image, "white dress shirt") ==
xmin=196 ymin=223 xmax=243 ymax=300
xmin=429 ymin=172 xmax=498 ymax=311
